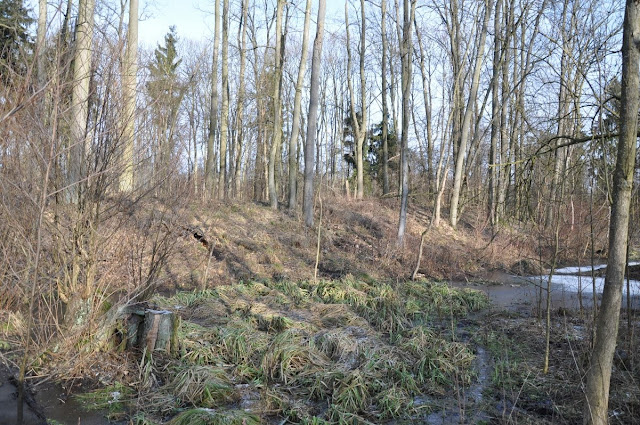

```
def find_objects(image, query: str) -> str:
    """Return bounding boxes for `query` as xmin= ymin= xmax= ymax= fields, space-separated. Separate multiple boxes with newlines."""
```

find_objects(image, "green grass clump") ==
xmin=154 ymin=289 xmax=219 ymax=308
xmin=261 ymin=329 xmax=330 ymax=384
xmin=332 ymin=369 xmax=370 ymax=414
xmin=376 ymin=386 xmax=413 ymax=419
xmin=168 ymin=408 xmax=259 ymax=425
xmin=215 ymin=320 xmax=268 ymax=364
xmin=169 ymin=366 xmax=235 ymax=407
xmin=400 ymin=326 xmax=475 ymax=388
xmin=75 ymin=381 xmax=132 ymax=415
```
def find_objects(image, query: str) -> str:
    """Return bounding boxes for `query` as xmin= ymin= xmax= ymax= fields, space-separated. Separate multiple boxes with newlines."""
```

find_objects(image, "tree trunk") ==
xmin=397 ymin=0 xmax=416 ymax=245
xmin=304 ymin=0 xmax=326 ymax=227
xmin=233 ymin=0 xmax=249 ymax=198
xmin=344 ymin=0 xmax=367 ymax=201
xmin=68 ymin=0 xmax=96 ymax=203
xmin=488 ymin=0 xmax=502 ymax=226
xmin=356 ymin=0 xmax=367 ymax=200
xmin=288 ymin=0 xmax=312 ymax=210
xmin=218 ymin=0 xmax=230 ymax=200
xmin=120 ymin=0 xmax=138 ymax=193
xmin=269 ymin=0 xmax=285 ymax=210
xmin=206 ymin=0 xmax=220 ymax=197
xmin=583 ymin=1 xmax=640 ymax=423
xmin=36 ymin=0 xmax=47 ymax=89
xmin=449 ymin=0 xmax=493 ymax=228
xmin=381 ymin=0 xmax=390 ymax=196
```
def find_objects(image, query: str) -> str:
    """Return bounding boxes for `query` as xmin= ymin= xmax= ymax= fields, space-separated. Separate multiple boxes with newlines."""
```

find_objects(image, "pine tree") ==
xmin=0 ymin=0 xmax=33 ymax=77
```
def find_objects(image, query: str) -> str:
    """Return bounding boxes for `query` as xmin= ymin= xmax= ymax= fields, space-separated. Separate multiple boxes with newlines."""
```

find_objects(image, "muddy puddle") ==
xmin=0 ymin=364 xmax=116 ymax=425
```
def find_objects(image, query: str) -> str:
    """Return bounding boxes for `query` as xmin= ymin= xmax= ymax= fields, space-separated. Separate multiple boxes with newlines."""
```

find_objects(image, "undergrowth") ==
xmin=80 ymin=276 xmax=489 ymax=423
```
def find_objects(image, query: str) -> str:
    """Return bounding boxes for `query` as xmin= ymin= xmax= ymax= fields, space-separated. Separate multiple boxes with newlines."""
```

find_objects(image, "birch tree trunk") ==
xmin=269 ymin=0 xmax=285 ymax=209
xmin=205 ymin=0 xmax=220 ymax=197
xmin=583 ymin=1 xmax=640 ymax=423
xmin=304 ymin=0 xmax=327 ymax=227
xmin=288 ymin=0 xmax=312 ymax=210
xmin=120 ymin=0 xmax=138 ymax=193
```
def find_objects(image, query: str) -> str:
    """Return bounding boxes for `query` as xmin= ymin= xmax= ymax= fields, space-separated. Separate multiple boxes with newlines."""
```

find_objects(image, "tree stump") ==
xmin=127 ymin=309 xmax=179 ymax=355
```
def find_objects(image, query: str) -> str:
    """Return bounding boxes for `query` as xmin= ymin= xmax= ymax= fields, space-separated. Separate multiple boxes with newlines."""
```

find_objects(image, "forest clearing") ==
xmin=1 ymin=0 xmax=640 ymax=423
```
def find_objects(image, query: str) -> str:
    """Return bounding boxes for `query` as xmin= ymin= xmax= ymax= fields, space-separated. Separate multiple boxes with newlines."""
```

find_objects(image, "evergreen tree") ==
xmin=146 ymin=26 xmax=183 ymax=182
xmin=0 ymin=0 xmax=33 ymax=76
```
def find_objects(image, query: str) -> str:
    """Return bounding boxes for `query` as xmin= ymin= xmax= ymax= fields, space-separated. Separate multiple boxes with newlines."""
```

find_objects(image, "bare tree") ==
xmin=68 ymin=0 xmax=96 ymax=202
xmin=219 ymin=0 xmax=230 ymax=199
xmin=206 ymin=0 xmax=221 ymax=197
xmin=304 ymin=0 xmax=327 ymax=227
xmin=583 ymin=1 xmax=640 ymax=422
xmin=449 ymin=0 xmax=493 ymax=228
xmin=269 ymin=0 xmax=285 ymax=209
xmin=288 ymin=0 xmax=312 ymax=210
xmin=381 ymin=0 xmax=390 ymax=196
xmin=397 ymin=0 xmax=416 ymax=245
xmin=120 ymin=0 xmax=138 ymax=192
xmin=345 ymin=0 xmax=368 ymax=200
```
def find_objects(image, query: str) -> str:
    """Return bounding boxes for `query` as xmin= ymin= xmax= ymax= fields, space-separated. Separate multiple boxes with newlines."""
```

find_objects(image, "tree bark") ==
xmin=288 ymin=0 xmax=312 ymax=210
xmin=304 ymin=0 xmax=326 ymax=227
xmin=218 ymin=0 xmax=230 ymax=200
xmin=449 ymin=0 xmax=493 ymax=228
xmin=68 ymin=0 xmax=96 ymax=203
xmin=120 ymin=0 xmax=138 ymax=193
xmin=233 ymin=0 xmax=249 ymax=198
xmin=583 ymin=1 xmax=640 ymax=423
xmin=397 ymin=0 xmax=416 ymax=245
xmin=381 ymin=0 xmax=390 ymax=196
xmin=206 ymin=0 xmax=220 ymax=197
xmin=36 ymin=0 xmax=47 ymax=89
xmin=269 ymin=0 xmax=285 ymax=210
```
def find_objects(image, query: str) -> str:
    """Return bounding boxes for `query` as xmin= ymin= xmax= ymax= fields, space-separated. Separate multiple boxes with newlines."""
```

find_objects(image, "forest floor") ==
xmin=1 ymin=196 xmax=638 ymax=424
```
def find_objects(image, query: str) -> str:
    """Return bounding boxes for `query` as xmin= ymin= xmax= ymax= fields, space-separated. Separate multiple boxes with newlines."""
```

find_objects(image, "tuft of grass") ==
xmin=376 ymin=386 xmax=413 ymax=419
xmin=214 ymin=320 xmax=268 ymax=364
xmin=261 ymin=329 xmax=330 ymax=385
xmin=154 ymin=289 xmax=219 ymax=308
xmin=75 ymin=382 xmax=132 ymax=416
xmin=332 ymin=369 xmax=370 ymax=414
xmin=169 ymin=366 xmax=235 ymax=408
xmin=315 ymin=330 xmax=359 ymax=363
xmin=400 ymin=326 xmax=475 ymax=388
xmin=167 ymin=408 xmax=259 ymax=425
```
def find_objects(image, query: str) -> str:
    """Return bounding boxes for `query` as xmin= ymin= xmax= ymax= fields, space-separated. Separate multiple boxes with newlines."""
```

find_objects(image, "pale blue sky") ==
xmin=138 ymin=0 xmax=346 ymax=47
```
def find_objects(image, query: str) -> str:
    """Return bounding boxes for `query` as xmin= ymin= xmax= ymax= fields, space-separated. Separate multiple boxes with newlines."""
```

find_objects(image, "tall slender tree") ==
xmin=583 ymin=1 xmax=640 ymax=422
xmin=449 ymin=0 xmax=493 ymax=228
xmin=68 ymin=0 xmax=96 ymax=202
xmin=120 ymin=0 xmax=139 ymax=193
xmin=206 ymin=0 xmax=221 ymax=197
xmin=288 ymin=0 xmax=312 ymax=210
xmin=397 ymin=0 xmax=416 ymax=244
xmin=304 ymin=0 xmax=327 ymax=227
xmin=269 ymin=0 xmax=285 ymax=209
xmin=218 ymin=0 xmax=230 ymax=199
